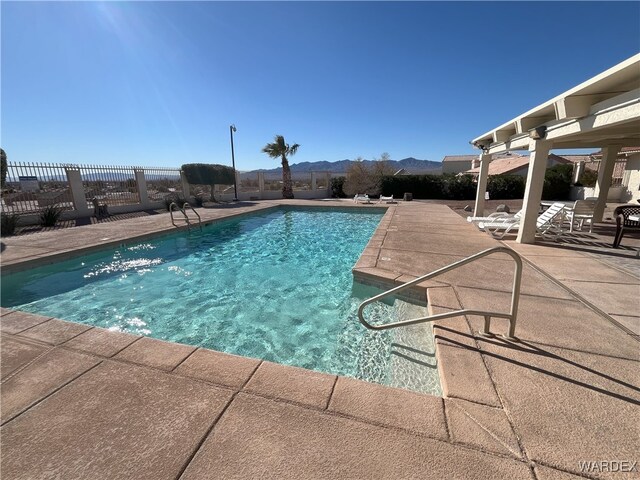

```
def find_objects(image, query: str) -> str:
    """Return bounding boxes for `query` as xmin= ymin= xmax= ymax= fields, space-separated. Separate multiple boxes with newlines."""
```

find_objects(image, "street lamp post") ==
xmin=229 ymin=124 xmax=238 ymax=201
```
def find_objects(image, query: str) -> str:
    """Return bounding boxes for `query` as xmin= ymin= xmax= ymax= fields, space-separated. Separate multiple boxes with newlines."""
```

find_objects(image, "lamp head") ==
xmin=231 ymin=124 xmax=237 ymax=133
xmin=529 ymin=126 xmax=547 ymax=140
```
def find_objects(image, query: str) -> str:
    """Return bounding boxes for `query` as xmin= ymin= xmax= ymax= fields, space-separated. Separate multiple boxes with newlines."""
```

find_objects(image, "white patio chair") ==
xmin=467 ymin=210 xmax=522 ymax=224
xmin=353 ymin=194 xmax=371 ymax=204
xmin=378 ymin=195 xmax=394 ymax=204
xmin=478 ymin=203 xmax=566 ymax=239
xmin=564 ymin=199 xmax=596 ymax=233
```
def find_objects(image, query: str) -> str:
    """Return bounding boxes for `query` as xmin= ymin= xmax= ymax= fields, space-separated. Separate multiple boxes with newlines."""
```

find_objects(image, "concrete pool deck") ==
xmin=1 ymin=199 xmax=638 ymax=479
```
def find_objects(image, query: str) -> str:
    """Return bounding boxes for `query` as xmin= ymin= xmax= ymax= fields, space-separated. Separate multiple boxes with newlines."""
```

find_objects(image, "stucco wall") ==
xmin=442 ymin=161 xmax=471 ymax=174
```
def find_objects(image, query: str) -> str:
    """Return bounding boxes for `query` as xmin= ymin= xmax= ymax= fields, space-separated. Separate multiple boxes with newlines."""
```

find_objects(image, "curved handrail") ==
xmin=182 ymin=202 xmax=202 ymax=231
xmin=169 ymin=202 xmax=190 ymax=230
xmin=357 ymin=247 xmax=523 ymax=340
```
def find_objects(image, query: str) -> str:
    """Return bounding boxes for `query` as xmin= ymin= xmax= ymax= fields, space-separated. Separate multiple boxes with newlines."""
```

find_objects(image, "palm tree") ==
xmin=262 ymin=135 xmax=300 ymax=199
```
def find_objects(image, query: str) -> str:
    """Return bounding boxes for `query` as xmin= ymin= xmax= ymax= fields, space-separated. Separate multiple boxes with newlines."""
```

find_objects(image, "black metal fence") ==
xmin=1 ymin=162 xmax=73 ymax=214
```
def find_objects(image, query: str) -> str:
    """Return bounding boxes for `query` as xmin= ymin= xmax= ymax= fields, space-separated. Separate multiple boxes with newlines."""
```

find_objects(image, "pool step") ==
xmin=387 ymin=301 xmax=441 ymax=396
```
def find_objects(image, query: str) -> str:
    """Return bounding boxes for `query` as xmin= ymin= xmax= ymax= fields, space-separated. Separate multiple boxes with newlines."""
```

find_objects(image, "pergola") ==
xmin=470 ymin=53 xmax=640 ymax=243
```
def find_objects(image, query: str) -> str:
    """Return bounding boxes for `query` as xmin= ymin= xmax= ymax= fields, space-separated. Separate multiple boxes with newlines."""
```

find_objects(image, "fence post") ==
xmin=258 ymin=172 xmax=265 ymax=198
xmin=311 ymin=172 xmax=317 ymax=191
xmin=134 ymin=169 xmax=150 ymax=207
xmin=180 ymin=171 xmax=191 ymax=199
xmin=65 ymin=167 xmax=91 ymax=216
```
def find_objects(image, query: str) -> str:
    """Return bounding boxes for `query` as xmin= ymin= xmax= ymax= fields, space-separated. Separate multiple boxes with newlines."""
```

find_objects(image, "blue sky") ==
xmin=2 ymin=2 xmax=639 ymax=171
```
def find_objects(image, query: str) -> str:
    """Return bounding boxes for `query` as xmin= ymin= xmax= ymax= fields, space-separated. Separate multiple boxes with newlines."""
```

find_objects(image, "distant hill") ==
xmin=242 ymin=157 xmax=441 ymax=179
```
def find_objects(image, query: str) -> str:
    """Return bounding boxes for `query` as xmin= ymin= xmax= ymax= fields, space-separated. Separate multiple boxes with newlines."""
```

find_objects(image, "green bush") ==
xmin=542 ymin=164 xmax=573 ymax=200
xmin=39 ymin=205 xmax=63 ymax=227
xmin=487 ymin=175 xmax=526 ymax=200
xmin=1 ymin=212 xmax=19 ymax=236
xmin=0 ymin=148 xmax=7 ymax=188
xmin=330 ymin=176 xmax=347 ymax=198
xmin=442 ymin=174 xmax=476 ymax=200
xmin=380 ymin=174 xmax=446 ymax=199
xmin=181 ymin=163 xmax=235 ymax=185
xmin=576 ymin=169 xmax=598 ymax=187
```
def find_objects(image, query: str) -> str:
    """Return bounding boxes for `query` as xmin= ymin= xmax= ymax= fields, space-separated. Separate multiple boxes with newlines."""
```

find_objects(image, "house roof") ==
xmin=558 ymin=154 xmax=595 ymax=163
xmin=442 ymin=155 xmax=477 ymax=163
xmin=591 ymin=146 xmax=640 ymax=158
xmin=465 ymin=153 xmax=573 ymax=176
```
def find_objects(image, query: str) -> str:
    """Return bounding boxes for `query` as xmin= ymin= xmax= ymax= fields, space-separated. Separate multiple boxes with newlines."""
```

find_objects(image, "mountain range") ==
xmin=243 ymin=157 xmax=441 ymax=179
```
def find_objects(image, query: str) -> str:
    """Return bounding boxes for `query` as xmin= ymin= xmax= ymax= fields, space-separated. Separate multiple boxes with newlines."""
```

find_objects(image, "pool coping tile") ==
xmin=0 ymin=311 xmax=53 ymax=334
xmin=113 ymin=336 xmax=197 ymax=371
xmin=63 ymin=327 xmax=141 ymax=358
xmin=18 ymin=318 xmax=92 ymax=345
xmin=173 ymin=347 xmax=261 ymax=389
xmin=328 ymin=376 xmax=448 ymax=441
xmin=243 ymin=361 xmax=337 ymax=409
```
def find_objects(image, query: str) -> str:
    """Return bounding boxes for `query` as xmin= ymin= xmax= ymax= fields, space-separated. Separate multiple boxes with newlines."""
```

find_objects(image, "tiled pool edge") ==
xmin=0 ymin=201 xmax=389 ymax=275
xmin=3 ymin=201 xmax=634 ymax=478
xmin=0 ymin=203 xmax=280 ymax=275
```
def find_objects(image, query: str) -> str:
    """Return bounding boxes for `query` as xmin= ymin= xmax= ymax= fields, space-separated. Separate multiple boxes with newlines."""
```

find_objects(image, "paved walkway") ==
xmin=1 ymin=200 xmax=638 ymax=479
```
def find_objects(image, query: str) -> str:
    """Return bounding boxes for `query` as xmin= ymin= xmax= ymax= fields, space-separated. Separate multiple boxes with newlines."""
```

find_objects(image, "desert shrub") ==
xmin=487 ymin=175 xmax=526 ymax=200
xmin=330 ymin=176 xmax=347 ymax=198
xmin=39 ymin=205 xmax=63 ymax=227
xmin=164 ymin=195 xmax=186 ymax=211
xmin=1 ymin=212 xmax=19 ymax=236
xmin=542 ymin=164 xmax=573 ymax=200
xmin=192 ymin=194 xmax=205 ymax=208
xmin=343 ymin=156 xmax=395 ymax=197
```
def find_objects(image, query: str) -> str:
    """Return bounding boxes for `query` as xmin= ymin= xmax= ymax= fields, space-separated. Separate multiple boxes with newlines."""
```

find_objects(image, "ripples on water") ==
xmin=2 ymin=208 xmax=441 ymax=394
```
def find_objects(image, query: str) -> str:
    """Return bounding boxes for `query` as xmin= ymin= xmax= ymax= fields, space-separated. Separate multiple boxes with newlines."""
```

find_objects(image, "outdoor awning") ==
xmin=471 ymin=54 xmax=640 ymax=154
xmin=469 ymin=54 xmax=640 ymax=244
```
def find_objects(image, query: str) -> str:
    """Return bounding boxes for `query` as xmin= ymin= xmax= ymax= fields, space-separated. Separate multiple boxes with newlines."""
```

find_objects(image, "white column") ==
xmin=473 ymin=153 xmax=492 ymax=217
xmin=573 ymin=161 xmax=585 ymax=184
xmin=134 ymin=170 xmax=149 ymax=207
xmin=65 ymin=168 xmax=91 ymax=216
xmin=180 ymin=171 xmax=191 ymax=199
xmin=258 ymin=172 xmax=265 ymax=198
xmin=311 ymin=172 xmax=317 ymax=190
xmin=516 ymin=139 xmax=552 ymax=244
xmin=593 ymin=145 xmax=621 ymax=222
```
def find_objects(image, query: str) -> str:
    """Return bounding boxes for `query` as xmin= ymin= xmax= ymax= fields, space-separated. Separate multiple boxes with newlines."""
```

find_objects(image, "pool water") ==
xmin=2 ymin=207 xmax=441 ymax=395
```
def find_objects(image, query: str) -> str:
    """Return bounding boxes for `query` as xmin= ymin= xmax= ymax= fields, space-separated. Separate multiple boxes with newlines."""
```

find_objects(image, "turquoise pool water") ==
xmin=2 ymin=207 xmax=441 ymax=394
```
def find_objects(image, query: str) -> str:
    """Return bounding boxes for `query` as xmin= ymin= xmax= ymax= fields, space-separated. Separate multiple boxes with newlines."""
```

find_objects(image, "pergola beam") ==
xmin=469 ymin=54 xmax=640 ymax=244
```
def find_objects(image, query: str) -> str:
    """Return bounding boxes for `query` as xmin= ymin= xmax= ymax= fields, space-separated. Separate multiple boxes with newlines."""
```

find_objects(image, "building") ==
xmin=464 ymin=153 xmax=574 ymax=177
xmin=441 ymin=155 xmax=477 ymax=174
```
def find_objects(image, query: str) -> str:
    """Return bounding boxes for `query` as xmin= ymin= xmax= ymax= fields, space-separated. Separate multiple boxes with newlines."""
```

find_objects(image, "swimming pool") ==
xmin=2 ymin=207 xmax=441 ymax=395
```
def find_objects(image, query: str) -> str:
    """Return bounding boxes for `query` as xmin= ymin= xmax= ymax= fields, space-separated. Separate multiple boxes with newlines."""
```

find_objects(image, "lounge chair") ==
xmin=564 ymin=199 xmax=596 ymax=233
xmin=478 ymin=202 xmax=566 ymax=239
xmin=467 ymin=210 xmax=522 ymax=224
xmin=378 ymin=195 xmax=395 ymax=204
xmin=354 ymin=194 xmax=371 ymax=204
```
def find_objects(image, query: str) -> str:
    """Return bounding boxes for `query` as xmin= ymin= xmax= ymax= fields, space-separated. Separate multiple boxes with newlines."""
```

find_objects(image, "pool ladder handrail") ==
xmin=169 ymin=202 xmax=202 ymax=232
xmin=357 ymin=247 xmax=523 ymax=340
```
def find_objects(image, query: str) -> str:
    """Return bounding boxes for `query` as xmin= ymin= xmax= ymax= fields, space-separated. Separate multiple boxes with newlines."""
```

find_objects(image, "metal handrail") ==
xmin=169 ymin=202 xmax=190 ymax=230
xmin=357 ymin=247 xmax=523 ymax=340
xmin=182 ymin=202 xmax=202 ymax=231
